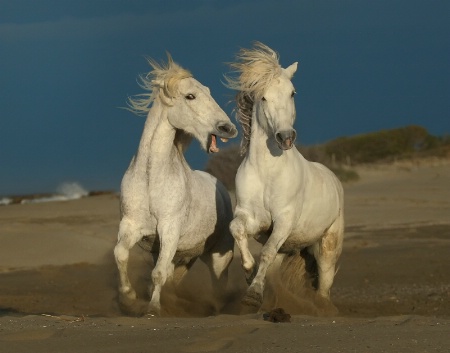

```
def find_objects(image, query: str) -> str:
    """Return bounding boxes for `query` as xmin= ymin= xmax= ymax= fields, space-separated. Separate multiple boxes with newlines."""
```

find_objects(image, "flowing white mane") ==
xmin=127 ymin=54 xmax=192 ymax=116
xmin=226 ymin=42 xmax=283 ymax=155
xmin=226 ymin=41 xmax=282 ymax=99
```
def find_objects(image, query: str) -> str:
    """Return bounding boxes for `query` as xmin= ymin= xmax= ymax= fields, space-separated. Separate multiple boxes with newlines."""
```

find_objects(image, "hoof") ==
xmin=241 ymin=288 xmax=263 ymax=309
xmin=314 ymin=293 xmax=339 ymax=316
xmin=120 ymin=288 xmax=137 ymax=301
xmin=118 ymin=295 xmax=148 ymax=317
xmin=315 ymin=294 xmax=339 ymax=316
xmin=118 ymin=288 xmax=137 ymax=309
xmin=147 ymin=303 xmax=161 ymax=317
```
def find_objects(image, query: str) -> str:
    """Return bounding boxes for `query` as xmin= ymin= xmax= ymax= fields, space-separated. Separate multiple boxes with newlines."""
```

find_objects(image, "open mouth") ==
xmin=208 ymin=134 xmax=229 ymax=153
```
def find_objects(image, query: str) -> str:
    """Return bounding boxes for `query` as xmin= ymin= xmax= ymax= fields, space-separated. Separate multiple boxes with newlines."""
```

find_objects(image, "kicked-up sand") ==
xmin=0 ymin=160 xmax=449 ymax=352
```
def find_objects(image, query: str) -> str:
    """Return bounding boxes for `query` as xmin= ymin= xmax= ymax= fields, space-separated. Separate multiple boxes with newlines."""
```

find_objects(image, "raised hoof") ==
xmin=241 ymin=288 xmax=263 ymax=309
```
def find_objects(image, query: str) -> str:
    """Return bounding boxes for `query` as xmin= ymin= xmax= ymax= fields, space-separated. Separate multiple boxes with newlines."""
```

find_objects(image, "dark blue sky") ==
xmin=1 ymin=0 xmax=449 ymax=195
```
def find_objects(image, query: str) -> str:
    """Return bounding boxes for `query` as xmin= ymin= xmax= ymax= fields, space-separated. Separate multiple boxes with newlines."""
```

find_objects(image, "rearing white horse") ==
xmin=226 ymin=42 xmax=344 ymax=309
xmin=114 ymin=54 xmax=237 ymax=316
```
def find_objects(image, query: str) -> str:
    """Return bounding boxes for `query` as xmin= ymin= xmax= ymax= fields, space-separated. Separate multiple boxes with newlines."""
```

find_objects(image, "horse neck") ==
xmin=135 ymin=100 xmax=189 ymax=174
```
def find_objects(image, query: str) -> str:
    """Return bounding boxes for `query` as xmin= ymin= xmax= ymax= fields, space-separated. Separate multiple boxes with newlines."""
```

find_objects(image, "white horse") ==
xmin=226 ymin=42 xmax=344 ymax=309
xmin=114 ymin=54 xmax=237 ymax=316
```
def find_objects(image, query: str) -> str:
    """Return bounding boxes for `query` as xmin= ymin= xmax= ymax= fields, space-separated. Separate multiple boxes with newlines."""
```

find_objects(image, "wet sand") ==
xmin=0 ymin=161 xmax=449 ymax=352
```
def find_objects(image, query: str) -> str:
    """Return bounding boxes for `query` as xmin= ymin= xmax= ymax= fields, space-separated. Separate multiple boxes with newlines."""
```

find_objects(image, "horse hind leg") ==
xmin=312 ymin=217 xmax=344 ymax=300
xmin=200 ymin=232 xmax=234 ymax=313
xmin=170 ymin=257 xmax=197 ymax=285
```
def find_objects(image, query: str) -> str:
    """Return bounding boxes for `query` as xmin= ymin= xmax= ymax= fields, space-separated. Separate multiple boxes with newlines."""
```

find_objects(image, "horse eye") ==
xmin=185 ymin=94 xmax=196 ymax=100
xmin=291 ymin=90 xmax=296 ymax=98
xmin=262 ymin=97 xmax=266 ymax=101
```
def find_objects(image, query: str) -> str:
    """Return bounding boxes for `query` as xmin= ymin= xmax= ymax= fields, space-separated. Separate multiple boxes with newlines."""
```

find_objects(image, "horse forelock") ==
xmin=226 ymin=42 xmax=282 ymax=155
xmin=226 ymin=42 xmax=282 ymax=99
xmin=126 ymin=53 xmax=193 ymax=116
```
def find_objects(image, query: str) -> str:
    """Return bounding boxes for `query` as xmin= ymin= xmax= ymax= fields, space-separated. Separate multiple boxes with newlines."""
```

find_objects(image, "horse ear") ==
xmin=158 ymin=88 xmax=174 ymax=106
xmin=152 ymin=79 xmax=174 ymax=105
xmin=284 ymin=62 xmax=298 ymax=79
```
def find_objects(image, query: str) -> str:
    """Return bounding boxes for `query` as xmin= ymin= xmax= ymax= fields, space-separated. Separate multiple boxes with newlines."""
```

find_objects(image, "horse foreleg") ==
xmin=147 ymin=222 xmax=180 ymax=316
xmin=243 ymin=219 xmax=292 ymax=309
xmin=230 ymin=215 xmax=256 ymax=284
xmin=114 ymin=219 xmax=142 ymax=302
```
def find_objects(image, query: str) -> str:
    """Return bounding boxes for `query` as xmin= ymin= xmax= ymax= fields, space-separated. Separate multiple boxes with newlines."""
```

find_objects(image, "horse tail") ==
xmin=264 ymin=250 xmax=323 ymax=315
xmin=268 ymin=250 xmax=317 ymax=295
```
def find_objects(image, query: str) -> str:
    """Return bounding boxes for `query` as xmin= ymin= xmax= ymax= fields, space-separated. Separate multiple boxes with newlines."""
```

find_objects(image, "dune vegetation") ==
xmin=206 ymin=125 xmax=450 ymax=190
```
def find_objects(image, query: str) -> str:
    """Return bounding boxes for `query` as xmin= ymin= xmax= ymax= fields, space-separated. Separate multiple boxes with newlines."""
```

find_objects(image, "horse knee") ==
xmin=261 ymin=246 xmax=276 ymax=259
xmin=117 ymin=218 xmax=142 ymax=245
xmin=114 ymin=243 xmax=129 ymax=264
xmin=230 ymin=217 xmax=246 ymax=240
xmin=260 ymin=247 xmax=277 ymax=265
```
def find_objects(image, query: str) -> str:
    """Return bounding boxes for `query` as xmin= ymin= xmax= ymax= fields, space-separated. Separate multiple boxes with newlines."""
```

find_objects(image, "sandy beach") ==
xmin=1 ymin=160 xmax=449 ymax=352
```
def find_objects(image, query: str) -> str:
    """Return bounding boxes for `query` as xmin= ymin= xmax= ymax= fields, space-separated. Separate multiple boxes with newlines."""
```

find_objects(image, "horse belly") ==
xmin=279 ymin=209 xmax=339 ymax=252
xmin=139 ymin=233 xmax=207 ymax=259
xmin=176 ymin=238 xmax=208 ymax=259
xmin=280 ymin=230 xmax=322 ymax=252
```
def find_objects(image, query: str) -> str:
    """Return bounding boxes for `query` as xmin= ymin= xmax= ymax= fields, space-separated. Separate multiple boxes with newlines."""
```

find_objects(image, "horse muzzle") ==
xmin=208 ymin=122 xmax=238 ymax=153
xmin=275 ymin=129 xmax=297 ymax=150
xmin=216 ymin=122 xmax=238 ymax=139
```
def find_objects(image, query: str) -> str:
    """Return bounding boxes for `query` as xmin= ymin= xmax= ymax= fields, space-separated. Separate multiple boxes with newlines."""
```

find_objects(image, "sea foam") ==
xmin=0 ymin=197 xmax=12 ymax=206
xmin=20 ymin=182 xmax=89 ymax=204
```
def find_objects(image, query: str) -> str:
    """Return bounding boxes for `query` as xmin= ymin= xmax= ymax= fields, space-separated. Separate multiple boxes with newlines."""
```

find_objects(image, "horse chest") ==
xmin=147 ymin=175 xmax=188 ymax=207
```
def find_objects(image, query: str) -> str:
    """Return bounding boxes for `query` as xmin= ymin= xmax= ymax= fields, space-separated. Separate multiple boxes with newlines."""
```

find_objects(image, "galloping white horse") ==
xmin=114 ymin=54 xmax=237 ymax=315
xmin=226 ymin=42 xmax=344 ymax=309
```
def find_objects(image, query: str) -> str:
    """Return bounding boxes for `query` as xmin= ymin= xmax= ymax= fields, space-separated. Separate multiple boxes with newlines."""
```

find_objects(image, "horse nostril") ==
xmin=275 ymin=132 xmax=283 ymax=143
xmin=217 ymin=123 xmax=232 ymax=134
xmin=275 ymin=130 xmax=297 ymax=148
xmin=291 ymin=129 xmax=297 ymax=142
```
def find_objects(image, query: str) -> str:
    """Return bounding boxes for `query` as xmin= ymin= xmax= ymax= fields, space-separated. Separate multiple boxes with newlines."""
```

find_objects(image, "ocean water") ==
xmin=0 ymin=182 xmax=89 ymax=206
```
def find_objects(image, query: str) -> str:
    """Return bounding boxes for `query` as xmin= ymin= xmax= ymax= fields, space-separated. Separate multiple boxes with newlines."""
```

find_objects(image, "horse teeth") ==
xmin=220 ymin=138 xmax=229 ymax=143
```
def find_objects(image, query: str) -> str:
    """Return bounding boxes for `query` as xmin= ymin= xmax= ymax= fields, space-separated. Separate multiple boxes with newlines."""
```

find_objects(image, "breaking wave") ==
xmin=1 ymin=182 xmax=90 ymax=205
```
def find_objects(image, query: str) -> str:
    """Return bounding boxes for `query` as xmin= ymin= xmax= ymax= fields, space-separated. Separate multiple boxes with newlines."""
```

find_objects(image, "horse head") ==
xmin=256 ymin=62 xmax=298 ymax=151
xmin=227 ymin=42 xmax=298 ymax=153
xmin=162 ymin=77 xmax=237 ymax=153
xmin=127 ymin=54 xmax=237 ymax=154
